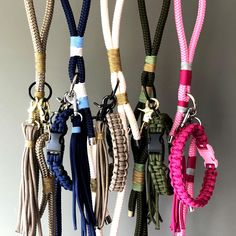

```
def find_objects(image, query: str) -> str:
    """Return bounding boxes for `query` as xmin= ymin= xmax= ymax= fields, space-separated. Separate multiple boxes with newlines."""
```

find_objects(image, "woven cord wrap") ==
xmin=169 ymin=123 xmax=217 ymax=207
xmin=147 ymin=114 xmax=173 ymax=230
xmin=169 ymin=0 xmax=206 ymax=137
xmin=46 ymin=108 xmax=74 ymax=236
xmin=169 ymin=123 xmax=218 ymax=236
xmin=106 ymin=113 xmax=129 ymax=191
xmin=35 ymin=133 xmax=57 ymax=236
xmin=60 ymin=0 xmax=95 ymax=140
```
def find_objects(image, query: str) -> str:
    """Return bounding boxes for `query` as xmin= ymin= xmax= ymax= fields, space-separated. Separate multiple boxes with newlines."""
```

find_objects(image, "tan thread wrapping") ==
xmin=43 ymin=177 xmax=54 ymax=194
xmin=35 ymin=52 xmax=46 ymax=74
xmin=34 ymin=91 xmax=45 ymax=99
xmin=133 ymin=169 xmax=145 ymax=185
xmin=90 ymin=178 xmax=97 ymax=192
xmin=144 ymin=63 xmax=156 ymax=73
xmin=116 ymin=92 xmax=128 ymax=105
xmin=25 ymin=140 xmax=34 ymax=148
xmin=96 ymin=132 xmax=104 ymax=140
xmin=107 ymin=49 xmax=122 ymax=72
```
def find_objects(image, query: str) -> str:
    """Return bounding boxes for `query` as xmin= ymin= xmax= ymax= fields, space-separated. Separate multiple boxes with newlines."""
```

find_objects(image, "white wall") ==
xmin=0 ymin=0 xmax=235 ymax=235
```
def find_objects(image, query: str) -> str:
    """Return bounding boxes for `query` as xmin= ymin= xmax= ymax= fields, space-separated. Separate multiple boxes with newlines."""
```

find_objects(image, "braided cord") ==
xmin=35 ymin=133 xmax=57 ymax=236
xmin=170 ymin=0 xmax=206 ymax=137
xmin=137 ymin=0 xmax=171 ymax=103
xmin=169 ymin=123 xmax=218 ymax=235
xmin=61 ymin=0 xmax=94 ymax=140
xmin=128 ymin=1 xmax=171 ymax=235
xmin=24 ymin=0 xmax=54 ymax=96
xmin=146 ymin=114 xmax=173 ymax=229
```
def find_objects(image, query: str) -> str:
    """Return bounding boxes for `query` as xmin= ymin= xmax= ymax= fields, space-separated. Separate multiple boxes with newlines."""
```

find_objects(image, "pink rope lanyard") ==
xmin=168 ymin=1 xmax=219 ymax=235
xmin=169 ymin=0 xmax=206 ymax=138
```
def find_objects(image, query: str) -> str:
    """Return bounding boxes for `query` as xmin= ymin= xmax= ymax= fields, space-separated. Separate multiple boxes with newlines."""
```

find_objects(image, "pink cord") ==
xmin=169 ymin=124 xmax=218 ymax=235
xmin=170 ymin=0 xmax=206 ymax=137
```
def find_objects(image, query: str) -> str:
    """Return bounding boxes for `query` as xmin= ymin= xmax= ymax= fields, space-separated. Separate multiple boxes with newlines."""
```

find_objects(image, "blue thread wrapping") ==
xmin=72 ymin=126 xmax=81 ymax=133
xmin=71 ymin=36 xmax=84 ymax=48
xmin=78 ymin=96 xmax=89 ymax=109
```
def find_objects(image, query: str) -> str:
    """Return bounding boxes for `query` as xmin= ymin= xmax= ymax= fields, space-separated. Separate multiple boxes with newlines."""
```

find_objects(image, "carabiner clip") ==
xmin=181 ymin=93 xmax=201 ymax=127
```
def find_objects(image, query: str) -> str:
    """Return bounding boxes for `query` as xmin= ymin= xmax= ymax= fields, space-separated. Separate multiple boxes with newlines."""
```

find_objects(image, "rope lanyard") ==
xmin=99 ymin=1 xmax=141 ymax=235
xmin=47 ymin=1 xmax=96 ymax=235
xmin=128 ymin=0 xmax=172 ymax=235
xmin=168 ymin=1 xmax=218 ymax=235
xmin=16 ymin=1 xmax=54 ymax=235
xmin=100 ymin=0 xmax=140 ymax=141
xmin=60 ymin=0 xmax=95 ymax=143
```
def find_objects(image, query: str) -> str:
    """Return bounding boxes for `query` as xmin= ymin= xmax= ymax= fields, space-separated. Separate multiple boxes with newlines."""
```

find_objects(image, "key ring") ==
xmin=28 ymin=82 xmax=52 ymax=101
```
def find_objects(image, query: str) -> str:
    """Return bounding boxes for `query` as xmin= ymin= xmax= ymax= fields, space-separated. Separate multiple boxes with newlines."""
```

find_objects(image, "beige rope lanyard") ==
xmin=35 ymin=133 xmax=56 ymax=236
xmin=16 ymin=1 xmax=54 ymax=236
xmin=25 ymin=0 xmax=54 ymax=99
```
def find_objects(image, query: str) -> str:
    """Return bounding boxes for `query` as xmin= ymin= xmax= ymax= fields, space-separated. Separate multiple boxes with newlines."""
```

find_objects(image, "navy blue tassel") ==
xmin=70 ymin=115 xmax=96 ymax=236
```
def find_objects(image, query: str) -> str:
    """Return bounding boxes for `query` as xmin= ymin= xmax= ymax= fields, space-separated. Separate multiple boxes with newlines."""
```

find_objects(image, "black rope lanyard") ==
xmin=128 ymin=0 xmax=171 ymax=235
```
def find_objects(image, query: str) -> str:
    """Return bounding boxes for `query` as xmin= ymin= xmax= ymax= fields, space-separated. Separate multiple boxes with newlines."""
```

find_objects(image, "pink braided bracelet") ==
xmin=169 ymin=123 xmax=218 ymax=208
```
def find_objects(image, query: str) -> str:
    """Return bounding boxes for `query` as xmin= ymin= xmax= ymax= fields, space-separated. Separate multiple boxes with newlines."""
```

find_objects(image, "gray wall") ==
xmin=0 ymin=0 xmax=235 ymax=235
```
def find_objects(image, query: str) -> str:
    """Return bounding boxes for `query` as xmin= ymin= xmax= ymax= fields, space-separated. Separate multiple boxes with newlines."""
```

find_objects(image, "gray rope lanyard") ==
xmin=94 ymin=92 xmax=129 ymax=229
xmin=16 ymin=1 xmax=55 ymax=235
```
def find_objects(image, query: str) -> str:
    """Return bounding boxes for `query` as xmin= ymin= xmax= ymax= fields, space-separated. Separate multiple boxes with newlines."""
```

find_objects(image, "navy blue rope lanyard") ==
xmin=61 ymin=0 xmax=95 ymax=139
xmin=47 ymin=0 xmax=96 ymax=235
